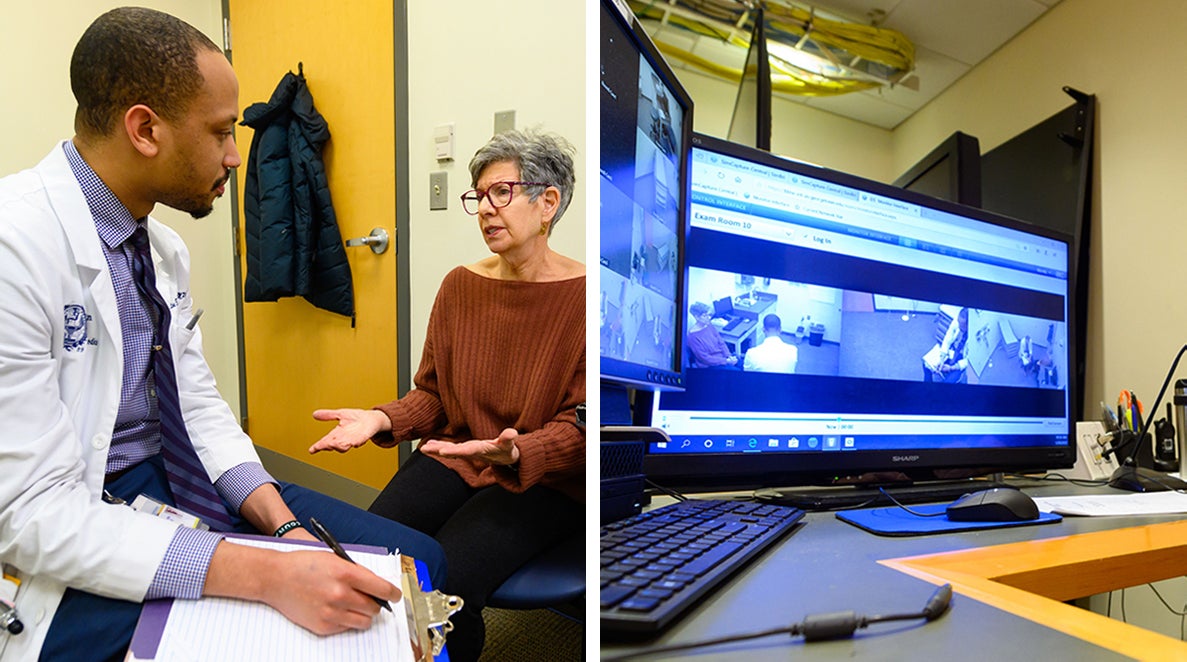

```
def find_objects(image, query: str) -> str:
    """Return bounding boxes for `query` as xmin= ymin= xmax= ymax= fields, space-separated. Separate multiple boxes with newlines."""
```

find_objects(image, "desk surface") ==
xmin=601 ymin=481 xmax=1185 ymax=660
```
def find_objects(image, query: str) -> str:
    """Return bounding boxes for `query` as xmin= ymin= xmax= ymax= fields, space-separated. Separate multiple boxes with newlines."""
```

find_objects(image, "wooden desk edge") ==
xmin=881 ymin=519 xmax=1187 ymax=661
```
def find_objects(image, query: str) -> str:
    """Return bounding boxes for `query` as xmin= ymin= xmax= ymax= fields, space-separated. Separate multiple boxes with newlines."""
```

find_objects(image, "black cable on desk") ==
xmin=878 ymin=487 xmax=947 ymax=517
xmin=826 ymin=495 xmax=883 ymax=512
xmin=1008 ymin=472 xmax=1111 ymax=488
xmin=1028 ymin=469 xmax=1187 ymax=492
xmin=602 ymin=584 xmax=953 ymax=661
xmin=644 ymin=479 xmax=687 ymax=502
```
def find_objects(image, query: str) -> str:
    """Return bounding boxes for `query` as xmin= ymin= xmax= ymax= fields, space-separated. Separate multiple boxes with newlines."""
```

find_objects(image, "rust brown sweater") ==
xmin=374 ymin=266 xmax=586 ymax=502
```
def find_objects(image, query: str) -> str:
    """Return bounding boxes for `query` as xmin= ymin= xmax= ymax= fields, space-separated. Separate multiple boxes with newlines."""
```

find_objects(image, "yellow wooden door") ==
xmin=228 ymin=0 xmax=401 ymax=488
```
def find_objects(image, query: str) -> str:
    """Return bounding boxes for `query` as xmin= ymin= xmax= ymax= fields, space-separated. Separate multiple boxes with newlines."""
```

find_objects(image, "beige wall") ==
xmin=405 ymin=0 xmax=588 ymax=381
xmin=0 ymin=0 xmax=241 ymax=420
xmin=895 ymin=0 xmax=1187 ymax=435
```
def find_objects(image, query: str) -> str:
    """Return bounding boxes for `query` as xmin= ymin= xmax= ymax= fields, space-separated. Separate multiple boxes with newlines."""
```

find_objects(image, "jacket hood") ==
xmin=240 ymin=70 xmax=330 ymax=150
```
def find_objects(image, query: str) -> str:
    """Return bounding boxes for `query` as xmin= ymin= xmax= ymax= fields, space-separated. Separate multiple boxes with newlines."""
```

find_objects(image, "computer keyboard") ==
xmin=600 ymin=498 xmax=805 ymax=636
xmin=722 ymin=317 xmax=744 ymax=332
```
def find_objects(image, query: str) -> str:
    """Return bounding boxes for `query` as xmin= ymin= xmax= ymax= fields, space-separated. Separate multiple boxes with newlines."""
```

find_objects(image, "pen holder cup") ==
xmin=1109 ymin=430 xmax=1154 ymax=469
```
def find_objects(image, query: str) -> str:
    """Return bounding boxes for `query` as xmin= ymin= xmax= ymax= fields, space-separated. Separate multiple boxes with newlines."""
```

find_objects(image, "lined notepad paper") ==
xmin=131 ymin=536 xmax=413 ymax=662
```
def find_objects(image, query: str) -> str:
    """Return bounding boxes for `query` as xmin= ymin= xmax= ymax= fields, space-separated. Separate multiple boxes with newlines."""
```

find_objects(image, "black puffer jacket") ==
xmin=241 ymin=66 xmax=354 ymax=317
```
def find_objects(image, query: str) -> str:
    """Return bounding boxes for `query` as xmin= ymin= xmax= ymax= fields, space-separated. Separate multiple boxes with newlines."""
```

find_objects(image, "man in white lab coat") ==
xmin=743 ymin=314 xmax=799 ymax=374
xmin=0 ymin=8 xmax=442 ymax=661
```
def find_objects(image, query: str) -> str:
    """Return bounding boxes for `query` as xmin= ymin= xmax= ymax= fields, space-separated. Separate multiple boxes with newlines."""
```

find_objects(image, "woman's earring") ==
xmin=539 ymin=223 xmax=548 ymax=236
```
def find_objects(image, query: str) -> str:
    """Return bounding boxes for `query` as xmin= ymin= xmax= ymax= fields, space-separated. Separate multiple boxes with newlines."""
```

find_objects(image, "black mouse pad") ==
xmin=836 ymin=503 xmax=1062 ymax=537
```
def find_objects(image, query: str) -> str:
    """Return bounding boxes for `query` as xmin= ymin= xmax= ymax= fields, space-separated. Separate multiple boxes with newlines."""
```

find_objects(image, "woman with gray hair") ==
xmin=308 ymin=128 xmax=584 ymax=661
xmin=687 ymin=301 xmax=738 ymax=368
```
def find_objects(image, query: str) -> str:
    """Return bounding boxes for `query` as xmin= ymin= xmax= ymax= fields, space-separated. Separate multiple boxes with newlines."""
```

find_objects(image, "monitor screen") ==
xmin=599 ymin=0 xmax=693 ymax=397
xmin=712 ymin=296 xmax=732 ymax=317
xmin=646 ymin=133 xmax=1076 ymax=490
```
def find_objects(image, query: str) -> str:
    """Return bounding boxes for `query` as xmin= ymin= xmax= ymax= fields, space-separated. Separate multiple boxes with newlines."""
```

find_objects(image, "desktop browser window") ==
xmin=653 ymin=145 xmax=1070 ymax=455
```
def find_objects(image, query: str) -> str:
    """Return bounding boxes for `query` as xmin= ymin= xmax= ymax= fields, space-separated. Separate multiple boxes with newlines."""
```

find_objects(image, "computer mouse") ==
xmin=945 ymin=487 xmax=1040 ymax=522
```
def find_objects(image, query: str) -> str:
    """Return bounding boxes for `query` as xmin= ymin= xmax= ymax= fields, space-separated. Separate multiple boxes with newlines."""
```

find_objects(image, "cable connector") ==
xmin=798 ymin=610 xmax=862 ymax=641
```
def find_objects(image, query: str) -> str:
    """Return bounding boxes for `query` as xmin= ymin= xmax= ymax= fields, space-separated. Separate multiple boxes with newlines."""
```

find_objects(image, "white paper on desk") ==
xmin=144 ymin=537 xmax=412 ymax=662
xmin=1034 ymin=491 xmax=1187 ymax=516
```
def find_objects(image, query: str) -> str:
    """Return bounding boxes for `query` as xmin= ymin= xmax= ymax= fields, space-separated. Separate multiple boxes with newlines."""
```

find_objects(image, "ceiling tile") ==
xmin=792 ymin=92 xmax=914 ymax=130
xmin=879 ymin=0 xmax=1049 ymax=65
xmin=795 ymin=0 xmax=908 ymax=24
xmin=688 ymin=33 xmax=746 ymax=71
xmin=629 ymin=0 xmax=1061 ymax=128
xmin=647 ymin=21 xmax=698 ymax=54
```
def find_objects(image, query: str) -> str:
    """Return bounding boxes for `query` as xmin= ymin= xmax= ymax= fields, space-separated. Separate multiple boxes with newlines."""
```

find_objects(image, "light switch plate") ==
xmin=429 ymin=171 xmax=448 ymax=211
xmin=433 ymin=123 xmax=454 ymax=161
xmin=494 ymin=110 xmax=515 ymax=134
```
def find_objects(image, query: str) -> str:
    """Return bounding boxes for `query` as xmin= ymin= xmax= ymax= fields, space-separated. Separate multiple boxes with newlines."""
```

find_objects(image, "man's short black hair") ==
xmin=71 ymin=7 xmax=221 ymax=137
xmin=763 ymin=314 xmax=782 ymax=333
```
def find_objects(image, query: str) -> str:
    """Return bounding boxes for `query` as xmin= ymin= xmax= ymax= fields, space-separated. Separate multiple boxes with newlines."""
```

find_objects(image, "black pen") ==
xmin=308 ymin=517 xmax=392 ymax=612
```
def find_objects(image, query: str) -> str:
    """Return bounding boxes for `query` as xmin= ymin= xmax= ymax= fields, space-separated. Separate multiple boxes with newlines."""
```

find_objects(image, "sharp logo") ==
xmin=892 ymin=455 xmax=920 ymax=463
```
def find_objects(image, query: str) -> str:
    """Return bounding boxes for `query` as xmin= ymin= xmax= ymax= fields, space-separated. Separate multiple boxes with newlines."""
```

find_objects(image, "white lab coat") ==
xmin=0 ymin=144 xmax=260 ymax=660
xmin=743 ymin=335 xmax=798 ymax=374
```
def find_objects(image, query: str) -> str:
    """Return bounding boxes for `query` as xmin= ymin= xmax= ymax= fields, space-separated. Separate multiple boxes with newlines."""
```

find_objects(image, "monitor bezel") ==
xmin=642 ymin=132 xmax=1077 ymax=492
xmin=599 ymin=0 xmax=695 ymax=393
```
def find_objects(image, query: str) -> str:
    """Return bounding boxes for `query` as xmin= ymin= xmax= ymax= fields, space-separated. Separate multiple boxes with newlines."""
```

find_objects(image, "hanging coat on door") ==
xmin=240 ymin=64 xmax=354 ymax=317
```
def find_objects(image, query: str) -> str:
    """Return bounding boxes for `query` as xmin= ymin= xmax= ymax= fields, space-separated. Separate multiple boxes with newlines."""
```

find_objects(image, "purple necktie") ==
xmin=129 ymin=227 xmax=232 ymax=530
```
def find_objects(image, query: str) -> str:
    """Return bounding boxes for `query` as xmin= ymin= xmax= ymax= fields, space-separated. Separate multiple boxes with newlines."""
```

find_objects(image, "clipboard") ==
xmin=127 ymin=535 xmax=462 ymax=662
xmin=922 ymin=343 xmax=947 ymax=375
xmin=401 ymin=555 xmax=463 ymax=660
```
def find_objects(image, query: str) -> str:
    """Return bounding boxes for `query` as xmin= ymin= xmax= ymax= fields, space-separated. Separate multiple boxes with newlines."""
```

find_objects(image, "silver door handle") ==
xmin=345 ymin=228 xmax=389 ymax=254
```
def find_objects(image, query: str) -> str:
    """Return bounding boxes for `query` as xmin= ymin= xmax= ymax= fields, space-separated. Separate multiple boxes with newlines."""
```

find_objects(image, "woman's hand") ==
xmin=419 ymin=428 xmax=521 ymax=467
xmin=308 ymin=408 xmax=390 ymax=454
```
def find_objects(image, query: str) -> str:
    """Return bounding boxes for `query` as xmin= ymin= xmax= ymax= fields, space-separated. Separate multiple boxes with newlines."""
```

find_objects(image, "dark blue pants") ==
xmin=39 ymin=455 xmax=445 ymax=662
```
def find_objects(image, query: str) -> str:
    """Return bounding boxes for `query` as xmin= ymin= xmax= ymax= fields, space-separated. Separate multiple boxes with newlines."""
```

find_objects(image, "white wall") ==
xmin=0 ymin=0 xmax=241 ymax=419
xmin=405 ymin=0 xmax=587 ymax=381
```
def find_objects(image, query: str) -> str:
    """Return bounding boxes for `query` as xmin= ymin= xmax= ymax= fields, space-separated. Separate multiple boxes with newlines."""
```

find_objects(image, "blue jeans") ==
xmin=39 ymin=455 xmax=445 ymax=662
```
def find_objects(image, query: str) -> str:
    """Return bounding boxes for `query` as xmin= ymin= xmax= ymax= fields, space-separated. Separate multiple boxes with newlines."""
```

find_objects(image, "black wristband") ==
xmin=273 ymin=520 xmax=301 ymax=537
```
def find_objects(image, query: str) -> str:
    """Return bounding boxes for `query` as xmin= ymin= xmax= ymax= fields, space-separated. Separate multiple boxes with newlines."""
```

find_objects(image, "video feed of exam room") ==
xmin=687 ymin=265 xmax=1067 ymax=390
xmin=600 ymin=54 xmax=683 ymax=370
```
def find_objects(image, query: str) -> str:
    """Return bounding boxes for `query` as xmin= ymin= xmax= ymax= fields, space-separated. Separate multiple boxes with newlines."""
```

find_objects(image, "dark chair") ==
xmin=487 ymin=528 xmax=584 ymax=620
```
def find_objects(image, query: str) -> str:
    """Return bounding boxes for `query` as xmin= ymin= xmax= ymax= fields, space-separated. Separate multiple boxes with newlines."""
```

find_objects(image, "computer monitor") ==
xmin=727 ymin=6 xmax=772 ymax=152
xmin=600 ymin=0 xmax=694 ymax=422
xmin=645 ymin=132 xmax=1076 ymax=491
xmin=981 ymin=90 xmax=1096 ymax=422
xmin=712 ymin=296 xmax=733 ymax=318
xmin=893 ymin=131 xmax=981 ymax=208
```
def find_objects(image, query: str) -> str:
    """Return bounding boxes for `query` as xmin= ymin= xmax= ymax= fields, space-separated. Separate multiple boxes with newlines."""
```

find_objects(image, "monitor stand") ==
xmin=601 ymin=383 xmax=634 ymax=427
xmin=754 ymin=478 xmax=1010 ymax=512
